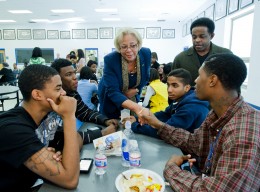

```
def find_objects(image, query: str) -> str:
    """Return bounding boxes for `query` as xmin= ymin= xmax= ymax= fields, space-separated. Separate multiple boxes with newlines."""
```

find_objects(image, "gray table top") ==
xmin=0 ymin=85 xmax=19 ymax=95
xmin=39 ymin=123 xmax=182 ymax=192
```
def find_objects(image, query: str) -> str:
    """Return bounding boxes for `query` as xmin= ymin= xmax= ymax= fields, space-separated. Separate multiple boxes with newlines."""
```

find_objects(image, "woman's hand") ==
xmin=137 ymin=107 xmax=152 ymax=125
xmin=124 ymin=88 xmax=138 ymax=99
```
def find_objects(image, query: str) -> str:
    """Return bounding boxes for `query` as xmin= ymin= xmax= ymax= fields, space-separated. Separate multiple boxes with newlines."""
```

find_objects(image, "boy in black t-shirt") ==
xmin=0 ymin=64 xmax=81 ymax=191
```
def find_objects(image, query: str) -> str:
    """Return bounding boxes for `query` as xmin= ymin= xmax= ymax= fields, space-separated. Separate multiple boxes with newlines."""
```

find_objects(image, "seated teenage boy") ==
xmin=0 ymin=65 xmax=81 ymax=191
xmin=36 ymin=59 xmax=119 ymax=148
xmin=128 ymin=68 xmax=209 ymax=138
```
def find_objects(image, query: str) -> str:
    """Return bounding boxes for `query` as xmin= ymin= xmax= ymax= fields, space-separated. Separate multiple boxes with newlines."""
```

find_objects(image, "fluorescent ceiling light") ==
xmin=50 ymin=17 xmax=85 ymax=23
xmin=8 ymin=10 xmax=32 ymax=14
xmin=51 ymin=9 xmax=74 ymax=13
xmin=102 ymin=18 xmax=121 ymax=21
xmin=0 ymin=0 xmax=7 ymax=1
xmin=95 ymin=8 xmax=118 ymax=13
xmin=0 ymin=20 xmax=16 ymax=23
xmin=139 ymin=18 xmax=158 ymax=21
xmin=31 ymin=19 xmax=50 ymax=23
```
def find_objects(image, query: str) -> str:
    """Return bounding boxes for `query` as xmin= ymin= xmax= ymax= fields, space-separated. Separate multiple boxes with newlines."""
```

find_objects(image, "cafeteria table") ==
xmin=0 ymin=85 xmax=20 ymax=108
xmin=39 ymin=122 xmax=183 ymax=192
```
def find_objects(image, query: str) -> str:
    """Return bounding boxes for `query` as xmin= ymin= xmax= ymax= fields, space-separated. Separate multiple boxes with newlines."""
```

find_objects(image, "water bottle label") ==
xmin=122 ymin=138 xmax=127 ymax=147
xmin=122 ymin=151 xmax=129 ymax=161
xmin=130 ymin=159 xmax=141 ymax=167
xmin=95 ymin=157 xmax=107 ymax=168
xmin=130 ymin=152 xmax=141 ymax=167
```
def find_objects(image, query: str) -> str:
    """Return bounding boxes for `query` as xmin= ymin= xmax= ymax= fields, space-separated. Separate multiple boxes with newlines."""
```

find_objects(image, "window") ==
xmin=230 ymin=12 xmax=254 ymax=85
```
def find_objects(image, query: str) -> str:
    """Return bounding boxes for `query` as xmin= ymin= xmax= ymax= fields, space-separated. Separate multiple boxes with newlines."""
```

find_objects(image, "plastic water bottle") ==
xmin=129 ymin=140 xmax=141 ymax=168
xmin=121 ymin=121 xmax=135 ymax=167
xmin=94 ymin=146 xmax=107 ymax=175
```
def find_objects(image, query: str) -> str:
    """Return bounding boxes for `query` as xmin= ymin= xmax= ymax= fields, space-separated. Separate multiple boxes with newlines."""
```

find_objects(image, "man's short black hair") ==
xmin=168 ymin=68 xmax=192 ymax=85
xmin=203 ymin=53 xmax=247 ymax=94
xmin=80 ymin=66 xmax=93 ymax=80
xmin=87 ymin=60 xmax=98 ymax=67
xmin=51 ymin=58 xmax=73 ymax=73
xmin=18 ymin=64 xmax=58 ymax=101
xmin=70 ymin=55 xmax=77 ymax=60
xmin=190 ymin=17 xmax=215 ymax=34
xmin=2 ymin=62 xmax=9 ymax=67
xmin=163 ymin=63 xmax=172 ymax=76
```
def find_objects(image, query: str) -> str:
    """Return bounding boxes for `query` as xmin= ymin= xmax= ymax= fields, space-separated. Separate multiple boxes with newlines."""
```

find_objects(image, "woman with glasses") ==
xmin=98 ymin=27 xmax=151 ymax=122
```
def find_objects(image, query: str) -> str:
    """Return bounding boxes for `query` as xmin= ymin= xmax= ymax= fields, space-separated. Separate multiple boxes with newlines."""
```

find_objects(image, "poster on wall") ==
xmin=215 ymin=0 xmax=227 ymax=21
xmin=85 ymin=48 xmax=98 ymax=63
xmin=186 ymin=20 xmax=192 ymax=35
xmin=72 ymin=29 xmax=86 ymax=39
xmin=228 ymin=0 xmax=239 ymax=14
xmin=33 ymin=29 xmax=46 ymax=40
xmin=162 ymin=29 xmax=175 ymax=39
xmin=3 ymin=29 xmax=16 ymax=40
xmin=240 ymin=0 xmax=254 ymax=8
xmin=146 ymin=27 xmax=161 ymax=39
xmin=182 ymin=24 xmax=187 ymax=37
xmin=134 ymin=28 xmax=145 ymax=39
xmin=60 ymin=31 xmax=71 ymax=39
xmin=204 ymin=4 xmax=215 ymax=21
xmin=47 ymin=30 xmax=59 ymax=39
xmin=100 ymin=27 xmax=113 ymax=39
xmin=87 ymin=29 xmax=98 ymax=39
xmin=17 ymin=29 xmax=32 ymax=40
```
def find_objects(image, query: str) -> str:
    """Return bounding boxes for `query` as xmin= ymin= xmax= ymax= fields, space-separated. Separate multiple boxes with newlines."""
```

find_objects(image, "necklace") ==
xmin=128 ymin=62 xmax=137 ymax=74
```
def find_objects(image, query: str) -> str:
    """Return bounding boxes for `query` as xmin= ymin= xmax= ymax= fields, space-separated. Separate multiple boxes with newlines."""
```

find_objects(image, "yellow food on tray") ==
xmin=122 ymin=174 xmax=162 ymax=192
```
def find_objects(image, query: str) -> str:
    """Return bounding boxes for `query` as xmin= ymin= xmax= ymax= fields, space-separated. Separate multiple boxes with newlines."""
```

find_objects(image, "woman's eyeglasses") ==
xmin=120 ymin=44 xmax=138 ymax=51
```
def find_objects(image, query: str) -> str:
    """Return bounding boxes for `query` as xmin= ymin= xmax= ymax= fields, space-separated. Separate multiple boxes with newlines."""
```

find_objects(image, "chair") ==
xmin=0 ymin=95 xmax=10 ymax=111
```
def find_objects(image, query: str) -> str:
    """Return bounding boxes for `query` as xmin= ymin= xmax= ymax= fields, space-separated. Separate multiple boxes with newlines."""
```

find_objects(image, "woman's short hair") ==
xmin=114 ymin=27 xmax=143 ymax=52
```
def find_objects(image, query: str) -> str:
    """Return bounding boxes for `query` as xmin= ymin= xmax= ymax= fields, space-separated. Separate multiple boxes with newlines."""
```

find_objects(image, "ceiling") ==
xmin=0 ymin=0 xmax=209 ymax=25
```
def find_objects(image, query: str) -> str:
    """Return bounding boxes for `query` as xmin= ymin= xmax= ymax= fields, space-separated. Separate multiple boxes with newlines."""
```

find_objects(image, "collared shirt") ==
xmin=158 ymin=97 xmax=260 ymax=191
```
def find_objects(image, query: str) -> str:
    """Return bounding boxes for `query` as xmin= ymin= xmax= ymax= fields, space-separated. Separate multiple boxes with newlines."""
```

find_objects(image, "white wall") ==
xmin=0 ymin=21 xmax=183 ymax=66
xmin=246 ymin=2 xmax=260 ymax=106
xmin=1 ymin=0 xmax=259 ymax=105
